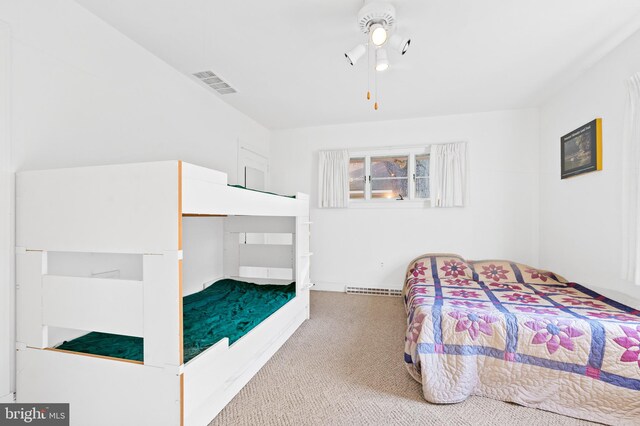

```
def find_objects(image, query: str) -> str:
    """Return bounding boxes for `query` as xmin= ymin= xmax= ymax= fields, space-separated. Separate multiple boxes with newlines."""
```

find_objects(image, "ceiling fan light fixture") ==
xmin=389 ymin=33 xmax=411 ymax=55
xmin=345 ymin=44 xmax=367 ymax=66
xmin=370 ymin=23 xmax=388 ymax=46
xmin=375 ymin=48 xmax=389 ymax=71
xmin=348 ymin=2 xmax=405 ymax=109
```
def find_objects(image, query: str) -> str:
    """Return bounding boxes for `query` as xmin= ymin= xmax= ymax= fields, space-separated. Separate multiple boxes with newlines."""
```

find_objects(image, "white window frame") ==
xmin=348 ymin=146 xmax=430 ymax=208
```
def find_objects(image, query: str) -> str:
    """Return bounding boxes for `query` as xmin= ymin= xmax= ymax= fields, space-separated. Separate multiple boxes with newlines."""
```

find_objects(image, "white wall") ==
xmin=1 ymin=1 xmax=270 ymax=175
xmin=0 ymin=21 xmax=13 ymax=402
xmin=270 ymin=109 xmax=540 ymax=291
xmin=539 ymin=29 xmax=640 ymax=298
xmin=183 ymin=217 xmax=224 ymax=296
xmin=0 ymin=0 xmax=270 ymax=397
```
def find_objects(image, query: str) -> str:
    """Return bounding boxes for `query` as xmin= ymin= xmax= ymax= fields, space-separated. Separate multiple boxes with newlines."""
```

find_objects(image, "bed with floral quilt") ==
xmin=403 ymin=253 xmax=640 ymax=424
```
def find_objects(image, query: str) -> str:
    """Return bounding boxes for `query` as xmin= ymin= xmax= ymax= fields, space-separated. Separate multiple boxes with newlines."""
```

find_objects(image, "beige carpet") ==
xmin=210 ymin=292 xmax=591 ymax=426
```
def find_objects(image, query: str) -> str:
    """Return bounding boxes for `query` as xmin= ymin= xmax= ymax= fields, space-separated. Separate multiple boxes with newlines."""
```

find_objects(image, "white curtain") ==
xmin=429 ymin=142 xmax=467 ymax=207
xmin=318 ymin=150 xmax=349 ymax=208
xmin=621 ymin=72 xmax=640 ymax=285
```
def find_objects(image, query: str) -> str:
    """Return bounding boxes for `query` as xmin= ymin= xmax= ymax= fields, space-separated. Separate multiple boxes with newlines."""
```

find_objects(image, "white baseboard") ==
xmin=0 ymin=392 xmax=15 ymax=402
xmin=311 ymin=282 xmax=403 ymax=293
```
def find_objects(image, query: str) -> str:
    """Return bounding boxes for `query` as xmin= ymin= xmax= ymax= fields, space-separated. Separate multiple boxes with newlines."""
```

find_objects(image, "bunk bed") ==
xmin=15 ymin=161 xmax=312 ymax=426
xmin=403 ymin=253 xmax=640 ymax=424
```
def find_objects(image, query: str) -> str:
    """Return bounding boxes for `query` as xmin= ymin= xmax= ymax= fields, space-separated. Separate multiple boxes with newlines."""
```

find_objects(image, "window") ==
xmin=371 ymin=155 xmax=408 ymax=199
xmin=415 ymin=154 xmax=430 ymax=199
xmin=348 ymin=147 xmax=430 ymax=203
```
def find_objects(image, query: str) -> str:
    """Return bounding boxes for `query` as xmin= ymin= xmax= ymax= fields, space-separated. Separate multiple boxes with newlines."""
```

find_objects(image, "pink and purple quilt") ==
xmin=403 ymin=254 xmax=640 ymax=424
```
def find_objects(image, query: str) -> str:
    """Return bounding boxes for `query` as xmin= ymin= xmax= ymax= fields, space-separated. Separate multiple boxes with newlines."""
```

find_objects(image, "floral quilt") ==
xmin=403 ymin=254 xmax=640 ymax=424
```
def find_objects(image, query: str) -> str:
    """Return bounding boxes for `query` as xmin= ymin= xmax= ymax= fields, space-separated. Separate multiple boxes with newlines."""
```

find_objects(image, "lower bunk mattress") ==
xmin=56 ymin=279 xmax=296 ymax=363
xmin=403 ymin=253 xmax=640 ymax=425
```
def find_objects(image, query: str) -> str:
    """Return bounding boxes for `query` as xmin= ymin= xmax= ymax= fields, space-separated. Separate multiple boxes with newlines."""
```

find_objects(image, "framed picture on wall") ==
xmin=561 ymin=118 xmax=602 ymax=179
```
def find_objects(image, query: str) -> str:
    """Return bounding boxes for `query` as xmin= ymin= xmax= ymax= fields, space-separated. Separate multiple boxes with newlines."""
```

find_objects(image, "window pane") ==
xmin=416 ymin=154 xmax=429 ymax=178
xmin=371 ymin=178 xmax=408 ymax=199
xmin=371 ymin=156 xmax=408 ymax=178
xmin=416 ymin=177 xmax=430 ymax=199
xmin=349 ymin=158 xmax=365 ymax=199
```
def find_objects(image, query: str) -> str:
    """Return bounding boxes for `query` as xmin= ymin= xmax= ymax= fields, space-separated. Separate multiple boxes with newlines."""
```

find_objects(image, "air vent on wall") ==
xmin=193 ymin=70 xmax=237 ymax=95
xmin=346 ymin=286 xmax=402 ymax=297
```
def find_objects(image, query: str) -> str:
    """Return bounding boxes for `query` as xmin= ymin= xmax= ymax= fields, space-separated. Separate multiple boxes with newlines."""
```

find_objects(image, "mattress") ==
xmin=403 ymin=254 xmax=640 ymax=424
xmin=56 ymin=279 xmax=296 ymax=363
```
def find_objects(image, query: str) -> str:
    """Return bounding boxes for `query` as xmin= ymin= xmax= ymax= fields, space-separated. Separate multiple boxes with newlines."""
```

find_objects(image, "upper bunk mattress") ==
xmin=403 ymin=254 xmax=640 ymax=425
xmin=56 ymin=279 xmax=296 ymax=364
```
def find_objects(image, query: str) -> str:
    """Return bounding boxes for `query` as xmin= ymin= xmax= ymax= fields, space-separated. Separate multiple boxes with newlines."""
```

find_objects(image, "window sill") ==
xmin=348 ymin=199 xmax=430 ymax=209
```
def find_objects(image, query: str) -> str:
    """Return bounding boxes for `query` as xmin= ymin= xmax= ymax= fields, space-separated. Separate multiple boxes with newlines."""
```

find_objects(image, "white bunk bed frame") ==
xmin=15 ymin=161 xmax=311 ymax=426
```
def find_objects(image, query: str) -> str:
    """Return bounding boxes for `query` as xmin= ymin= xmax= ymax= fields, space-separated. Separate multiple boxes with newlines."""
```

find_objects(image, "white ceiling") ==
xmin=76 ymin=0 xmax=640 ymax=129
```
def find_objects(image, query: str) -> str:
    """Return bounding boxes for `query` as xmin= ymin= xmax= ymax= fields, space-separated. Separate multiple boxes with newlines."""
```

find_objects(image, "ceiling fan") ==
xmin=344 ymin=1 xmax=411 ymax=110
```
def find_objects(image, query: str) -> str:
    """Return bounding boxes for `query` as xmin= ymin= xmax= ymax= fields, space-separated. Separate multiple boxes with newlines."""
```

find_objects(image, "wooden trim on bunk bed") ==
xmin=596 ymin=117 xmax=603 ymax=171
xmin=182 ymin=213 xmax=228 ymax=217
xmin=180 ymin=373 xmax=185 ymax=426
xmin=44 ymin=348 xmax=144 ymax=365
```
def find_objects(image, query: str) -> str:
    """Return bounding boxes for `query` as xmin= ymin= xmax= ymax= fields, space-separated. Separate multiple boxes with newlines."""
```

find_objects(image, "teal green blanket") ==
xmin=57 ymin=279 xmax=296 ymax=363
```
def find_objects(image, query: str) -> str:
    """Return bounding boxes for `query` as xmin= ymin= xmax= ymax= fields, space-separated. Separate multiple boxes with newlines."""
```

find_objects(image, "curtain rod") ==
xmin=320 ymin=141 xmax=467 ymax=153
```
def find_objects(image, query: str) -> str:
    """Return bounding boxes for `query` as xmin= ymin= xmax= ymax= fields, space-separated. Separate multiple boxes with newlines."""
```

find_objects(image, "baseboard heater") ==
xmin=345 ymin=286 xmax=402 ymax=297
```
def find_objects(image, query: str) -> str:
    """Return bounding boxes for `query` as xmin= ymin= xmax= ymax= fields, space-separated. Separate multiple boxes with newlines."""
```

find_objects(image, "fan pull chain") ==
xmin=374 ymin=61 xmax=379 ymax=110
xmin=366 ymin=43 xmax=371 ymax=100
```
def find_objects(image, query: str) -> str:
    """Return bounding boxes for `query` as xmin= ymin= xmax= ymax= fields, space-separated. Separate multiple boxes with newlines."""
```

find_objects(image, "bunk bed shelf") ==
xmin=228 ymin=276 xmax=293 ymax=285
